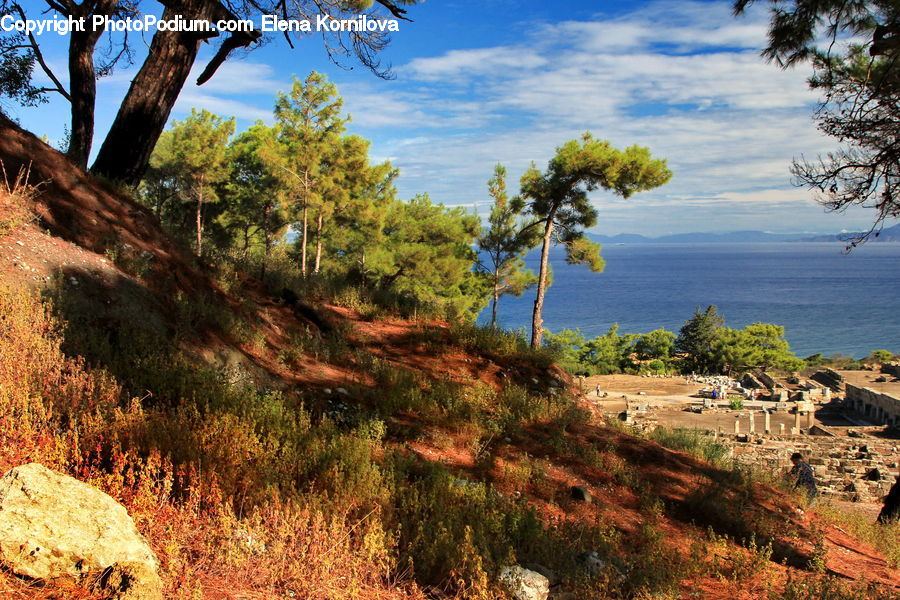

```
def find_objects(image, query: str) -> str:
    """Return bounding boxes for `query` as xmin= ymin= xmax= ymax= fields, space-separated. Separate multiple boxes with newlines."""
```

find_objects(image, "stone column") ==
xmin=734 ymin=417 xmax=740 ymax=434
xmin=749 ymin=412 xmax=756 ymax=434
xmin=764 ymin=410 xmax=771 ymax=434
xmin=779 ymin=423 xmax=785 ymax=435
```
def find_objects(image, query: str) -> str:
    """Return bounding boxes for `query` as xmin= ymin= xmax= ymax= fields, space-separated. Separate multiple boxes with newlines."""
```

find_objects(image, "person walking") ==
xmin=790 ymin=452 xmax=818 ymax=503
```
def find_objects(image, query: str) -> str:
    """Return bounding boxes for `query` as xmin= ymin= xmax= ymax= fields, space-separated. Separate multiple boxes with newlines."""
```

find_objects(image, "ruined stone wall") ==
xmin=811 ymin=368 xmax=843 ymax=391
xmin=846 ymin=383 xmax=900 ymax=426
xmin=716 ymin=433 xmax=897 ymax=502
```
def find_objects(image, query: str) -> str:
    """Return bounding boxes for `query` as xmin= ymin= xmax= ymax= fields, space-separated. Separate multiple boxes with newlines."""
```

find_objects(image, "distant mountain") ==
xmin=797 ymin=223 xmax=900 ymax=243
xmin=589 ymin=230 xmax=808 ymax=244
xmin=589 ymin=224 xmax=900 ymax=244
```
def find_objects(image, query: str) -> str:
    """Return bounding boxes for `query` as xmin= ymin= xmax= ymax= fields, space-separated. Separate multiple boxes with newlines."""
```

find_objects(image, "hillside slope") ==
xmin=0 ymin=117 xmax=897 ymax=600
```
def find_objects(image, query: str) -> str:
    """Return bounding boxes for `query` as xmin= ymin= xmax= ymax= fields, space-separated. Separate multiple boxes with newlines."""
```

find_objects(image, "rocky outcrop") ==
xmin=0 ymin=463 xmax=161 ymax=600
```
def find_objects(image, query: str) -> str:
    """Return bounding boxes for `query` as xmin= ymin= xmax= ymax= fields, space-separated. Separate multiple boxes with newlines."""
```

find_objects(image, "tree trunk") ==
xmin=66 ymin=5 xmax=106 ymax=168
xmin=300 ymin=201 xmax=308 ymax=277
xmin=314 ymin=211 xmax=323 ymax=274
xmin=195 ymin=181 xmax=204 ymax=256
xmin=530 ymin=215 xmax=555 ymax=349
xmin=261 ymin=204 xmax=271 ymax=278
xmin=91 ymin=0 xmax=259 ymax=185
xmin=491 ymin=277 xmax=500 ymax=328
xmin=91 ymin=6 xmax=210 ymax=185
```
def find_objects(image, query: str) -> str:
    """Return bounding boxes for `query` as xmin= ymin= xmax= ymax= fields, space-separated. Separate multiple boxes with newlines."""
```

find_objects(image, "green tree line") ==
xmin=142 ymin=72 xmax=488 ymax=319
xmin=545 ymin=305 xmax=806 ymax=376
xmin=142 ymin=71 xmax=672 ymax=333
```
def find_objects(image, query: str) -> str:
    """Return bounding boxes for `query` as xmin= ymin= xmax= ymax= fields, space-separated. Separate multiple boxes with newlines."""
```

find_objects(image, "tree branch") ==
xmin=14 ymin=3 xmax=70 ymax=102
xmin=374 ymin=0 xmax=413 ymax=22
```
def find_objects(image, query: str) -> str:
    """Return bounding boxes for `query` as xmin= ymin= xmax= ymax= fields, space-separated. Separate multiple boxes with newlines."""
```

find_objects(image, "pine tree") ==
xmin=221 ymin=121 xmax=289 ymax=275
xmin=146 ymin=108 xmax=234 ymax=256
xmin=273 ymin=72 xmax=348 ymax=276
xmin=477 ymin=164 xmax=540 ymax=328
xmin=327 ymin=157 xmax=398 ymax=276
xmin=735 ymin=0 xmax=900 ymax=241
xmin=676 ymin=306 xmax=726 ymax=374
xmin=376 ymin=194 xmax=487 ymax=318
xmin=313 ymin=135 xmax=372 ymax=274
xmin=712 ymin=323 xmax=805 ymax=374
xmin=521 ymin=133 xmax=671 ymax=349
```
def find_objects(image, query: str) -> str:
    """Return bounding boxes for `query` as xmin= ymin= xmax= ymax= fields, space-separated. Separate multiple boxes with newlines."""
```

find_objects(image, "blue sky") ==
xmin=5 ymin=0 xmax=893 ymax=236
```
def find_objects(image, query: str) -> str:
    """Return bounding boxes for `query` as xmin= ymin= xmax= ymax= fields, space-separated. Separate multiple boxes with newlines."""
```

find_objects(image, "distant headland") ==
xmin=590 ymin=223 xmax=900 ymax=244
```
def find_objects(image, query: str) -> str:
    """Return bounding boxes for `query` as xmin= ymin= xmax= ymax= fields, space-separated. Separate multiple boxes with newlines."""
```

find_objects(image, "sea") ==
xmin=477 ymin=242 xmax=900 ymax=359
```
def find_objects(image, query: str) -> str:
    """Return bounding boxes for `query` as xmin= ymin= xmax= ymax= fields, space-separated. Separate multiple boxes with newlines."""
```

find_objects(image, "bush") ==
xmin=448 ymin=322 xmax=557 ymax=369
xmin=649 ymin=427 xmax=730 ymax=465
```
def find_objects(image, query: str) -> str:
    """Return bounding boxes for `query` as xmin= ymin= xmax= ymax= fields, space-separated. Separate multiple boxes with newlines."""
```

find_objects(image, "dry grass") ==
xmin=0 ymin=283 xmax=427 ymax=600
xmin=815 ymin=502 xmax=900 ymax=568
xmin=0 ymin=161 xmax=39 ymax=234
xmin=1 ymin=282 xmax=898 ymax=600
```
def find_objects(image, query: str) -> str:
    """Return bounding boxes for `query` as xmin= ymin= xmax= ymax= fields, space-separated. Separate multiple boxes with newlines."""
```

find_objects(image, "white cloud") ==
xmin=173 ymin=90 xmax=272 ymax=122
xmin=188 ymin=61 xmax=287 ymax=95
xmin=340 ymin=0 xmax=860 ymax=234
xmin=406 ymin=47 xmax=547 ymax=80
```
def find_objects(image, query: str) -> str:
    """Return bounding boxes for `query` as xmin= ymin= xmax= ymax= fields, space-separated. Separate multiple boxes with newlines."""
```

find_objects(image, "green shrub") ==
xmin=649 ymin=427 xmax=730 ymax=465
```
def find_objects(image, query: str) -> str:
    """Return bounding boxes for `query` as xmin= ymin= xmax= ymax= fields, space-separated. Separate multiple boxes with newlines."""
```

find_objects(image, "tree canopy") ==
xmin=676 ymin=305 xmax=804 ymax=374
xmin=274 ymin=72 xmax=348 ymax=277
xmin=146 ymin=107 xmax=235 ymax=256
xmin=520 ymin=133 xmax=672 ymax=348
xmin=676 ymin=305 xmax=726 ymax=374
xmin=139 ymin=77 xmax=487 ymax=320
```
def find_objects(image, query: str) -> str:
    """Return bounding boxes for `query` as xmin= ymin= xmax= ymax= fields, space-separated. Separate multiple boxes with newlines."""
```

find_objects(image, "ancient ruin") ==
xmin=592 ymin=365 xmax=900 ymax=503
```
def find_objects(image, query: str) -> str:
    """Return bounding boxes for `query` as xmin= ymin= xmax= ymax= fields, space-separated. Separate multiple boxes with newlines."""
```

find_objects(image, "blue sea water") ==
xmin=477 ymin=243 xmax=900 ymax=359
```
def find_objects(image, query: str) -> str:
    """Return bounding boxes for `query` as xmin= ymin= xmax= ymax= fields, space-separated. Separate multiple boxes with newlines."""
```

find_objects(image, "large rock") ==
xmin=499 ymin=565 xmax=550 ymax=600
xmin=0 ymin=463 xmax=161 ymax=600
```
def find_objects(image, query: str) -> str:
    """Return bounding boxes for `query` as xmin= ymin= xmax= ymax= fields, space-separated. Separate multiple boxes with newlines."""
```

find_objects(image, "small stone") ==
xmin=575 ymin=551 xmax=607 ymax=574
xmin=499 ymin=565 xmax=550 ymax=600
